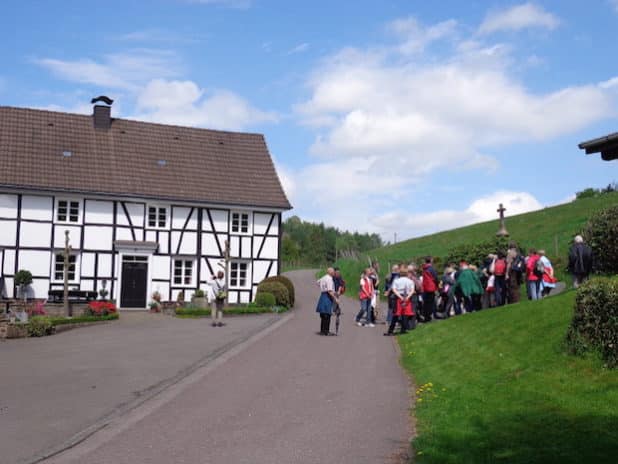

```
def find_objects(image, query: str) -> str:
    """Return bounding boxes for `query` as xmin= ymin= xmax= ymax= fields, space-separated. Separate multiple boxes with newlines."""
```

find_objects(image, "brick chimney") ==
xmin=91 ymin=96 xmax=114 ymax=130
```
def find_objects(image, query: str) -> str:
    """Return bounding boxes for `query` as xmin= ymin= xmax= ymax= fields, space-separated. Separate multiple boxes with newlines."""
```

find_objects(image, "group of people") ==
xmin=316 ymin=235 xmax=594 ymax=336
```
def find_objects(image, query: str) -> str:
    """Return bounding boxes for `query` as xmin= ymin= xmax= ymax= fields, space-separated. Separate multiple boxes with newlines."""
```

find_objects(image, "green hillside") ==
xmin=401 ymin=290 xmax=618 ymax=463
xmin=336 ymin=192 xmax=618 ymax=283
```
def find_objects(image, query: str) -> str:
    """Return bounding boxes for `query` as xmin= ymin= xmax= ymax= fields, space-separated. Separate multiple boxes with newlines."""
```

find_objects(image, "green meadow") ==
xmin=399 ymin=291 xmax=618 ymax=463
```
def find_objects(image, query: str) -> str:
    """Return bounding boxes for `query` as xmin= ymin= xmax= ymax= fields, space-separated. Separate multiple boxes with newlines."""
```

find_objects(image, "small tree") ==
xmin=14 ymin=269 xmax=33 ymax=301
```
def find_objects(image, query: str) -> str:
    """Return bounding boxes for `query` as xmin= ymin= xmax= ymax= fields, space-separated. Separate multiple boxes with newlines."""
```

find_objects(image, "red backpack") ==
xmin=494 ymin=259 xmax=506 ymax=276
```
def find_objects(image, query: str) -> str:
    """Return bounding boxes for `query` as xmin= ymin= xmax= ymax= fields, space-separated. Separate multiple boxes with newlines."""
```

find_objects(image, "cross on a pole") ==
xmin=496 ymin=203 xmax=510 ymax=237
xmin=63 ymin=230 xmax=72 ymax=317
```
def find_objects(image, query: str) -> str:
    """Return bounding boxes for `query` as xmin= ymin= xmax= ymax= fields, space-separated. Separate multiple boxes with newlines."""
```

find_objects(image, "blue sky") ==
xmin=2 ymin=0 xmax=617 ymax=241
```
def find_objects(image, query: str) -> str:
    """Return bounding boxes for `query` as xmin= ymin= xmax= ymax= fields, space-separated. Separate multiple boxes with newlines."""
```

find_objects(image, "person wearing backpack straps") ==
xmin=505 ymin=241 xmax=522 ymax=304
xmin=525 ymin=248 xmax=542 ymax=300
xmin=493 ymin=250 xmax=507 ymax=306
xmin=538 ymin=250 xmax=557 ymax=297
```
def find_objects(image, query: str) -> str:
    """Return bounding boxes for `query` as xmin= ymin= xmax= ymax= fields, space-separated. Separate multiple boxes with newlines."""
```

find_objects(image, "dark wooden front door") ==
xmin=121 ymin=259 xmax=148 ymax=308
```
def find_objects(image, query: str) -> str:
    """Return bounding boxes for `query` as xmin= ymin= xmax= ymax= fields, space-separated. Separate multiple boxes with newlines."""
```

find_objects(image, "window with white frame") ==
xmin=56 ymin=199 xmax=80 ymax=223
xmin=147 ymin=205 xmax=168 ymax=229
xmin=173 ymin=259 xmax=194 ymax=286
xmin=231 ymin=211 xmax=250 ymax=234
xmin=229 ymin=261 xmax=250 ymax=288
xmin=53 ymin=252 xmax=79 ymax=282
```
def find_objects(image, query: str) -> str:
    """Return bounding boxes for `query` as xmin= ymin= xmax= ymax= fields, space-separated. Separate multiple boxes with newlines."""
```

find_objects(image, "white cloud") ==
xmin=372 ymin=191 xmax=544 ymax=240
xmin=290 ymin=13 xmax=617 ymax=239
xmin=479 ymin=3 xmax=560 ymax=35
xmin=34 ymin=49 xmax=180 ymax=91
xmin=286 ymin=43 xmax=310 ymax=55
xmin=132 ymin=79 xmax=278 ymax=130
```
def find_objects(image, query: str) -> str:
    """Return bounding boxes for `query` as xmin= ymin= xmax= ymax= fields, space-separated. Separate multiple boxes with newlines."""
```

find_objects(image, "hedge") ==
xmin=175 ymin=305 xmax=287 ymax=317
xmin=255 ymin=281 xmax=290 ymax=307
xmin=582 ymin=204 xmax=618 ymax=274
xmin=260 ymin=275 xmax=295 ymax=307
xmin=50 ymin=313 xmax=119 ymax=325
xmin=566 ymin=277 xmax=618 ymax=367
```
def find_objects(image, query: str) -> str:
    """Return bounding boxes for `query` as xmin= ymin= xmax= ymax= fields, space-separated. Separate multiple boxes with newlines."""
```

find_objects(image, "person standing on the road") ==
xmin=568 ymin=235 xmax=593 ymax=288
xmin=316 ymin=267 xmax=338 ymax=335
xmin=332 ymin=267 xmax=346 ymax=321
xmin=208 ymin=271 xmax=227 ymax=327
xmin=368 ymin=265 xmax=380 ymax=324
xmin=356 ymin=268 xmax=375 ymax=327
xmin=421 ymin=256 xmax=439 ymax=322
xmin=384 ymin=269 xmax=415 ymax=336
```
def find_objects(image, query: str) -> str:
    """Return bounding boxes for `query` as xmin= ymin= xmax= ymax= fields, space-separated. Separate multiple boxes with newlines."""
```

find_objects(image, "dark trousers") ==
xmin=422 ymin=292 xmax=436 ymax=321
xmin=387 ymin=315 xmax=409 ymax=334
xmin=319 ymin=313 xmax=331 ymax=335
xmin=494 ymin=275 xmax=506 ymax=306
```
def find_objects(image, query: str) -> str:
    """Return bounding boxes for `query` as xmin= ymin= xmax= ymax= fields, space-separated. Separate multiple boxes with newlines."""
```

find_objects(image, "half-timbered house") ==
xmin=0 ymin=100 xmax=291 ymax=308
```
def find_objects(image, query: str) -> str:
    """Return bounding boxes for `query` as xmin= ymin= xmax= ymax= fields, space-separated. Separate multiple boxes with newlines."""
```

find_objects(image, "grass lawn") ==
xmin=399 ymin=291 xmax=618 ymax=463
xmin=336 ymin=192 xmax=618 ymax=285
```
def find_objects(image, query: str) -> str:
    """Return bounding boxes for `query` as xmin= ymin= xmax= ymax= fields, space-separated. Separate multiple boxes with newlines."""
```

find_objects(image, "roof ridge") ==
xmin=0 ymin=105 xmax=266 ymax=138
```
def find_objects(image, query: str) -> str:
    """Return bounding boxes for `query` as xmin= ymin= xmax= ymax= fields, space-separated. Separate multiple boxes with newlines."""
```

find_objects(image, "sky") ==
xmin=1 ymin=0 xmax=617 ymax=242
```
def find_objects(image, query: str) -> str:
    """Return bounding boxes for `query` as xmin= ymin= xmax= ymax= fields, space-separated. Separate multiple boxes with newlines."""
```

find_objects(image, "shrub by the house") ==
xmin=260 ymin=275 xmax=295 ymax=307
xmin=566 ymin=277 xmax=618 ymax=367
xmin=582 ymin=204 xmax=618 ymax=274
xmin=255 ymin=292 xmax=276 ymax=308
xmin=256 ymin=281 xmax=290 ymax=308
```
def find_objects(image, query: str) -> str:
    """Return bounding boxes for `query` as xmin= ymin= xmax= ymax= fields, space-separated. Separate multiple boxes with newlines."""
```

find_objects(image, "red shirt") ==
xmin=526 ymin=255 xmax=541 ymax=281
xmin=359 ymin=276 xmax=374 ymax=300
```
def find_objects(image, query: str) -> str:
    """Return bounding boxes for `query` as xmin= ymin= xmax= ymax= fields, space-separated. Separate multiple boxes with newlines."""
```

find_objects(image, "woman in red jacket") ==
xmin=355 ymin=268 xmax=375 ymax=327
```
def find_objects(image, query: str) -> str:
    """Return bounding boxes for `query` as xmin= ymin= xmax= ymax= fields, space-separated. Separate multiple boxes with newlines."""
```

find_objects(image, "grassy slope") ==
xmin=399 ymin=291 xmax=618 ymax=463
xmin=336 ymin=192 xmax=618 ymax=283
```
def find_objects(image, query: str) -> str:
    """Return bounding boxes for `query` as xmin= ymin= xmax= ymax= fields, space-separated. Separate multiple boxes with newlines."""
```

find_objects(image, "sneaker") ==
xmin=356 ymin=321 xmax=363 ymax=327
xmin=368 ymin=323 xmax=375 ymax=327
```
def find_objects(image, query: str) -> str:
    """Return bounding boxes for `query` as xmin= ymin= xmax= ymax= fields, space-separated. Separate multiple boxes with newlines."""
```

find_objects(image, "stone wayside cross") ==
xmin=63 ymin=230 xmax=72 ymax=317
xmin=496 ymin=203 xmax=510 ymax=237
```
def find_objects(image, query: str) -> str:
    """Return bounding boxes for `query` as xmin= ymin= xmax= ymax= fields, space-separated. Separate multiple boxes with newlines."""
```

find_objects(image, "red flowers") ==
xmin=87 ymin=301 xmax=117 ymax=316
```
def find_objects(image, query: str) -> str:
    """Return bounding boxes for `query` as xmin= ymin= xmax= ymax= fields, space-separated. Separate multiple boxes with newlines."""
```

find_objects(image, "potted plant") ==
xmin=98 ymin=280 xmax=109 ymax=301
xmin=15 ymin=269 xmax=33 ymax=301
xmin=191 ymin=289 xmax=207 ymax=308
xmin=149 ymin=291 xmax=162 ymax=313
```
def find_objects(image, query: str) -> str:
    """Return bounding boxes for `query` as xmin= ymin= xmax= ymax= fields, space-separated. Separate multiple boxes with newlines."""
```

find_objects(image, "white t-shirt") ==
xmin=392 ymin=276 xmax=414 ymax=297
xmin=317 ymin=274 xmax=334 ymax=293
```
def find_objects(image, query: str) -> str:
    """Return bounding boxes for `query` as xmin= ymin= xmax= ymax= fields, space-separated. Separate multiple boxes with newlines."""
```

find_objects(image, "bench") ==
xmin=48 ymin=290 xmax=97 ymax=303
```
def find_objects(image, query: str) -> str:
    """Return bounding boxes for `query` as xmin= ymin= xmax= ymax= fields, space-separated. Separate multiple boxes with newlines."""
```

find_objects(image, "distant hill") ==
xmin=335 ymin=191 xmax=618 ymax=284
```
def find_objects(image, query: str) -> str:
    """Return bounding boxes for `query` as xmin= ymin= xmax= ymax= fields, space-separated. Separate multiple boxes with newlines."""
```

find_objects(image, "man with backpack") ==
xmin=493 ymin=251 xmax=507 ymax=306
xmin=506 ymin=241 xmax=524 ymax=304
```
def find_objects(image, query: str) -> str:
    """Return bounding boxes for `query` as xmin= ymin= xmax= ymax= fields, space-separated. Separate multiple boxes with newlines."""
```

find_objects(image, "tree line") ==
xmin=281 ymin=216 xmax=383 ymax=268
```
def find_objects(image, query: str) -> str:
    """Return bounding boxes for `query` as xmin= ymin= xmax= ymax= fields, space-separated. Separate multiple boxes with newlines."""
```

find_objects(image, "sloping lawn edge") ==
xmin=398 ymin=291 xmax=618 ymax=463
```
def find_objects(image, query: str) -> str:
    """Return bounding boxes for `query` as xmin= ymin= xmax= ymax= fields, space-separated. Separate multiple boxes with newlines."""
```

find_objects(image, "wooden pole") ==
xmin=63 ymin=230 xmax=72 ymax=317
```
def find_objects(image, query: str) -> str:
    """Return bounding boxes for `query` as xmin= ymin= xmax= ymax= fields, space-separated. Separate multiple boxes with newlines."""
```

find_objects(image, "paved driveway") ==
xmin=0 ymin=311 xmax=283 ymax=464
xmin=43 ymin=270 xmax=412 ymax=464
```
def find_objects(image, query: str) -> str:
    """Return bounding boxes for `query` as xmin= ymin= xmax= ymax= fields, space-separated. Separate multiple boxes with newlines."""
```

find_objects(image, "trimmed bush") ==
xmin=566 ymin=277 xmax=618 ymax=367
xmin=260 ymin=275 xmax=295 ymax=307
xmin=255 ymin=292 xmax=276 ymax=307
xmin=582 ymin=204 xmax=618 ymax=274
xmin=50 ymin=313 xmax=119 ymax=325
xmin=28 ymin=316 xmax=53 ymax=337
xmin=256 ymin=281 xmax=290 ymax=308
xmin=193 ymin=289 xmax=205 ymax=298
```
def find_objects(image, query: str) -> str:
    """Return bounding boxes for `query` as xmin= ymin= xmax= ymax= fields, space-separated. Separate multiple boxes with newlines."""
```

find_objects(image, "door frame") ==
xmin=116 ymin=251 xmax=153 ymax=310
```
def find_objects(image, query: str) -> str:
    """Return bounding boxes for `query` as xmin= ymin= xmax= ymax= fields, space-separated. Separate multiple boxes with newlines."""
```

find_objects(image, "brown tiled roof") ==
xmin=0 ymin=106 xmax=291 ymax=210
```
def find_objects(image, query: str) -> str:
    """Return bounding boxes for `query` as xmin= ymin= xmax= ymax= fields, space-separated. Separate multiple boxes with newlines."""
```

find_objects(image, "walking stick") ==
xmin=334 ymin=301 xmax=341 ymax=335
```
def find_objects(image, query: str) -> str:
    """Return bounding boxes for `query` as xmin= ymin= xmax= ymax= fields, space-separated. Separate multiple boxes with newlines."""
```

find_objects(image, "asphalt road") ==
xmin=44 ymin=270 xmax=412 ymax=464
xmin=1 ymin=311 xmax=282 ymax=464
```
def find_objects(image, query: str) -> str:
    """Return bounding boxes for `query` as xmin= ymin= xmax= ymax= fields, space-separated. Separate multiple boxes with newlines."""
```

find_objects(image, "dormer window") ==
xmin=56 ymin=199 xmax=81 ymax=223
